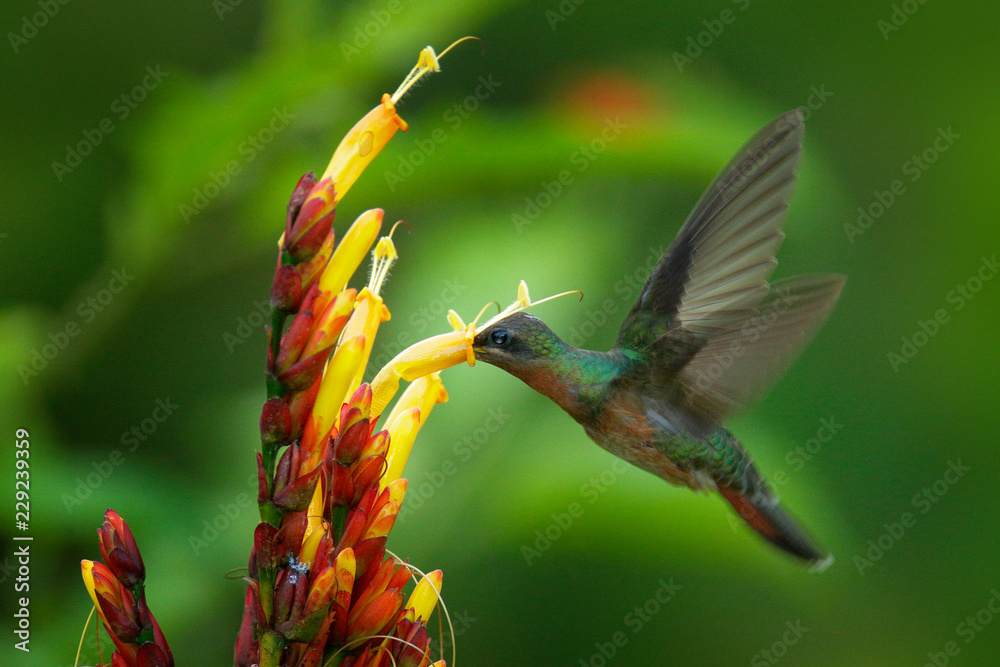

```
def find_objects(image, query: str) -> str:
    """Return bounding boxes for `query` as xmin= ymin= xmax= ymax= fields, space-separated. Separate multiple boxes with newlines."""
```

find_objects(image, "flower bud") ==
xmin=345 ymin=589 xmax=403 ymax=645
xmin=404 ymin=570 xmax=443 ymax=623
xmin=284 ymin=172 xmax=318 ymax=241
xmin=259 ymin=398 xmax=292 ymax=448
xmin=275 ymin=310 xmax=315 ymax=375
xmin=98 ymin=509 xmax=146 ymax=588
xmin=271 ymin=264 xmax=302 ymax=313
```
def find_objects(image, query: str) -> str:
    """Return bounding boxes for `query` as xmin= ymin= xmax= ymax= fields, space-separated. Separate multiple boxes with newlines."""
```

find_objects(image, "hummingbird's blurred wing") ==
xmin=616 ymin=110 xmax=804 ymax=352
xmin=614 ymin=110 xmax=845 ymax=423
xmin=671 ymin=274 xmax=844 ymax=423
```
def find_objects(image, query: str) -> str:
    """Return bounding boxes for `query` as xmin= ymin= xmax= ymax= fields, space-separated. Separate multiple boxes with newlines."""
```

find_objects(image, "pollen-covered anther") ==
xmin=367 ymin=226 xmax=402 ymax=297
xmin=388 ymin=36 xmax=481 ymax=105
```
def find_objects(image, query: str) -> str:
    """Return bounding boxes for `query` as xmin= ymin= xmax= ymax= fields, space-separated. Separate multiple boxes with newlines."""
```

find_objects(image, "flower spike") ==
xmin=111 ymin=43 xmax=481 ymax=667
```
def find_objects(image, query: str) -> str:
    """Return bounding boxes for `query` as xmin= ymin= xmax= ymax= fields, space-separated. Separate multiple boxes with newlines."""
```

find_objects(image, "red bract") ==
xmin=98 ymin=509 xmax=145 ymax=588
xmin=82 ymin=514 xmax=172 ymax=667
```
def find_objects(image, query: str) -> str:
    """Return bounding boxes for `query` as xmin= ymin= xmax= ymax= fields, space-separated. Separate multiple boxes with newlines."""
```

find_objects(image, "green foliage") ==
xmin=1 ymin=0 xmax=998 ymax=665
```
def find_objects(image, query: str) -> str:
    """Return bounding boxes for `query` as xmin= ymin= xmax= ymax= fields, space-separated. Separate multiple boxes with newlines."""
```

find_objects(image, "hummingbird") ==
xmin=473 ymin=110 xmax=843 ymax=566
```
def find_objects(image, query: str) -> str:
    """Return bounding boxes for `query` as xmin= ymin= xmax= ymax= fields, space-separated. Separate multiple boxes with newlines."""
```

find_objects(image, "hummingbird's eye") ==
xmin=490 ymin=329 xmax=510 ymax=346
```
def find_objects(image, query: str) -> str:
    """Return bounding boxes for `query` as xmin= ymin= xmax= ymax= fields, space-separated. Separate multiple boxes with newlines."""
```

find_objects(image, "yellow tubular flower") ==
xmin=298 ymin=482 xmax=327 ymax=568
xmin=297 ymin=39 xmax=476 ymax=230
xmin=404 ymin=570 xmax=443 ymax=622
xmin=370 ymin=330 xmax=472 ymax=416
xmin=383 ymin=373 xmax=448 ymax=429
xmin=334 ymin=547 xmax=356 ymax=585
xmin=339 ymin=289 xmax=391 ymax=398
xmin=381 ymin=407 xmax=422 ymax=489
xmin=321 ymin=95 xmax=408 ymax=206
xmin=318 ymin=209 xmax=384 ymax=298
xmin=336 ymin=232 xmax=397 ymax=400
xmin=385 ymin=477 xmax=407 ymax=507
xmin=311 ymin=335 xmax=367 ymax=451
xmin=80 ymin=560 xmax=105 ymax=624
xmin=81 ymin=559 xmax=128 ymax=637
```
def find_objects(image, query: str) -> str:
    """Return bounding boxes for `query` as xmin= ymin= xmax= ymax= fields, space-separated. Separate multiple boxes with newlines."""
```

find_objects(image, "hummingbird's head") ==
xmin=472 ymin=312 xmax=567 ymax=374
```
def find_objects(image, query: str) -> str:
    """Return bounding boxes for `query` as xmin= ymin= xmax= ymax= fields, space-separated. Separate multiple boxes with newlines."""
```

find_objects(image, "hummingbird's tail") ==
xmin=718 ymin=484 xmax=833 ymax=571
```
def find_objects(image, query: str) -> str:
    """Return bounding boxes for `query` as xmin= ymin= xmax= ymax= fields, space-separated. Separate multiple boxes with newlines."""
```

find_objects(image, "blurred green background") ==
xmin=2 ymin=0 xmax=999 ymax=665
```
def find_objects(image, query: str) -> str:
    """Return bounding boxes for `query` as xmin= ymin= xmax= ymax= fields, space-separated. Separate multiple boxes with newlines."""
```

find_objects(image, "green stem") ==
xmin=258 ymin=565 xmax=277 ymax=624
xmin=330 ymin=505 xmax=349 ymax=545
xmin=259 ymin=630 xmax=285 ymax=667
xmin=258 ymin=440 xmax=284 ymax=527
xmin=268 ymin=308 xmax=287 ymax=383
xmin=259 ymin=501 xmax=283 ymax=528
xmin=261 ymin=444 xmax=278 ymax=486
